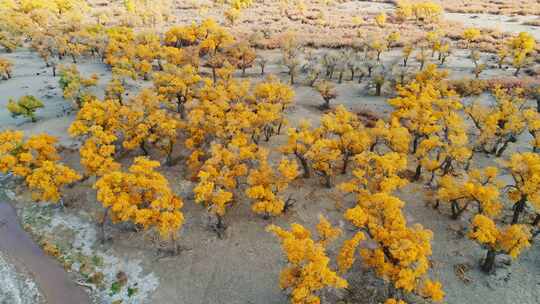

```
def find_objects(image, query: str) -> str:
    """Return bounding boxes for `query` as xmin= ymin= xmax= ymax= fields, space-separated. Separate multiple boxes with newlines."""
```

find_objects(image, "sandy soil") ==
xmin=0 ymin=252 xmax=42 ymax=304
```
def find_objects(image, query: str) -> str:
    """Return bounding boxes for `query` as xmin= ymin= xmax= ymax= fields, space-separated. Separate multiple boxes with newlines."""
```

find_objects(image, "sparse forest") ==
xmin=0 ymin=1 xmax=539 ymax=304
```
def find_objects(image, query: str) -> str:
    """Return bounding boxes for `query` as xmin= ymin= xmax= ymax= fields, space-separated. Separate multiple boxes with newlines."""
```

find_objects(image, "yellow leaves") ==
xmin=197 ymin=18 xmax=234 ymax=55
xmin=211 ymin=189 xmax=234 ymax=216
xmin=95 ymin=157 xmax=184 ymax=239
xmin=69 ymin=98 xmax=122 ymax=137
xmin=153 ymin=64 xmax=202 ymax=116
xmin=389 ymin=66 xmax=462 ymax=162
xmin=344 ymin=205 xmax=368 ymax=228
xmin=420 ymin=280 xmax=445 ymax=302
xmin=281 ymin=120 xmax=318 ymax=156
xmin=267 ymin=219 xmax=348 ymax=304
xmin=371 ymin=118 xmax=411 ymax=154
xmin=7 ymin=95 xmax=44 ymax=122
xmin=245 ymin=149 xmax=298 ymax=217
xmin=463 ymin=28 xmax=481 ymax=44
xmin=342 ymin=186 xmax=438 ymax=299
xmin=0 ymin=130 xmax=78 ymax=203
xmin=79 ymin=127 xmax=119 ymax=176
xmin=254 ymin=75 xmax=295 ymax=107
xmin=316 ymin=215 xmax=341 ymax=246
xmin=437 ymin=166 xmax=503 ymax=218
xmin=0 ymin=130 xmax=60 ymax=177
xmin=120 ymin=89 xmax=180 ymax=156
xmin=26 ymin=161 xmax=81 ymax=203
xmin=469 ymin=215 xmax=499 ymax=246
xmin=506 ymin=152 xmax=540 ymax=211
xmin=507 ymin=32 xmax=536 ymax=73
xmin=374 ymin=12 xmax=386 ymax=27
xmin=342 ymin=151 xmax=408 ymax=196
xmin=337 ymin=231 xmax=364 ymax=273
xmin=278 ymin=158 xmax=299 ymax=182
xmin=194 ymin=141 xmax=254 ymax=217
xmin=58 ymin=64 xmax=98 ymax=107
xmin=469 ymin=215 xmax=531 ymax=259
xmin=467 ymin=86 xmax=528 ymax=155
xmin=305 ymin=138 xmax=340 ymax=179
xmin=0 ymin=57 xmax=13 ymax=79
xmin=498 ymin=224 xmax=531 ymax=258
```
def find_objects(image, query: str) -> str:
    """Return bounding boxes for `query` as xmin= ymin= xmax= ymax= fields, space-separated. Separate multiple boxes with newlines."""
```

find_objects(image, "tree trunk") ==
xmin=412 ymin=135 xmax=420 ymax=154
xmin=512 ymin=197 xmax=527 ymax=224
xmin=215 ymin=215 xmax=226 ymax=239
xmin=342 ymin=153 xmax=350 ymax=174
xmin=296 ymin=153 xmax=310 ymax=178
xmin=496 ymin=139 xmax=512 ymax=157
xmin=413 ymin=164 xmax=422 ymax=181
xmin=309 ymin=73 xmax=320 ymax=87
xmin=324 ymin=175 xmax=332 ymax=188
xmin=100 ymin=207 xmax=110 ymax=244
xmin=532 ymin=214 xmax=540 ymax=226
xmin=140 ymin=141 xmax=149 ymax=156
xmin=322 ymin=98 xmax=330 ymax=109
xmin=375 ymin=83 xmax=382 ymax=96
xmin=481 ymin=248 xmax=497 ymax=273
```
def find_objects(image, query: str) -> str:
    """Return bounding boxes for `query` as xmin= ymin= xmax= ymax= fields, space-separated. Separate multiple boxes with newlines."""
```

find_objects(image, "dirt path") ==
xmin=0 ymin=195 xmax=91 ymax=304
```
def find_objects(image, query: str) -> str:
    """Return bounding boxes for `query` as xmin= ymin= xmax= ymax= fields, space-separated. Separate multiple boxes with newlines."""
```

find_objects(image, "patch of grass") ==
xmin=109 ymin=281 xmax=122 ymax=296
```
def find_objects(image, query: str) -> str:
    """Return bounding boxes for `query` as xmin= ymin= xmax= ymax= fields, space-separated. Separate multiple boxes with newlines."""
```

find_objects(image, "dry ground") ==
xmin=1 ymin=2 xmax=540 ymax=304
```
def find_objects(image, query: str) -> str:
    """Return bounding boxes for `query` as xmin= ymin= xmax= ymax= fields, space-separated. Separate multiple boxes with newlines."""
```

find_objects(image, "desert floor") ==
xmin=1 ymin=1 xmax=540 ymax=304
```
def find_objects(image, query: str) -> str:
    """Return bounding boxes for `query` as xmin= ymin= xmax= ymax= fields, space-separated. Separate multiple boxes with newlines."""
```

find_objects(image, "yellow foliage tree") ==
xmin=505 ymin=152 xmax=540 ymax=225
xmin=267 ymin=217 xmax=347 ymax=304
xmin=119 ymin=89 xmax=180 ymax=164
xmin=25 ymin=160 xmax=81 ymax=204
xmin=466 ymin=86 xmax=527 ymax=156
xmin=339 ymin=151 xmax=408 ymax=198
xmin=340 ymin=192 xmax=444 ymax=302
xmin=7 ymin=95 xmax=44 ymax=122
xmin=0 ymin=130 xmax=59 ymax=178
xmin=193 ymin=135 xmax=257 ymax=235
xmin=245 ymin=149 xmax=299 ymax=218
xmin=507 ymin=32 xmax=536 ymax=76
xmin=319 ymin=105 xmax=372 ymax=174
xmin=58 ymin=64 xmax=99 ymax=107
xmin=389 ymin=65 xmax=453 ymax=154
xmin=437 ymin=166 xmax=502 ymax=219
xmin=153 ymin=64 xmax=202 ymax=118
xmin=0 ymin=130 xmax=79 ymax=204
xmin=69 ymin=97 xmax=122 ymax=176
xmin=0 ymin=57 xmax=13 ymax=79
xmin=469 ymin=214 xmax=531 ymax=273
xmin=95 ymin=156 xmax=184 ymax=249
xmin=280 ymin=120 xmax=320 ymax=178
